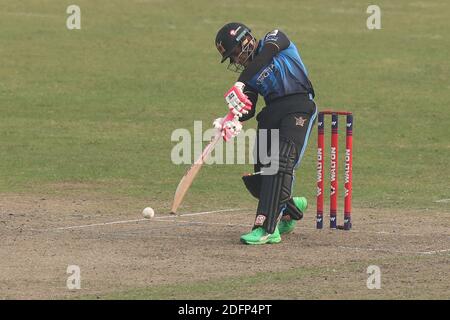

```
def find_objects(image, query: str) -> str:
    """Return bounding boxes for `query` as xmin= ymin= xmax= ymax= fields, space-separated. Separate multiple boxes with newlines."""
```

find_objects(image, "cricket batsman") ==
xmin=214 ymin=22 xmax=318 ymax=245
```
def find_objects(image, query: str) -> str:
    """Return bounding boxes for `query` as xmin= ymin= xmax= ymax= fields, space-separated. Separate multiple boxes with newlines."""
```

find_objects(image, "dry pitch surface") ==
xmin=1 ymin=193 xmax=449 ymax=300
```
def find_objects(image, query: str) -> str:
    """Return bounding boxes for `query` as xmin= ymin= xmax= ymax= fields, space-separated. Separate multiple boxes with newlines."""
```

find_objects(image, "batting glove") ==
xmin=213 ymin=117 xmax=243 ymax=142
xmin=224 ymin=82 xmax=252 ymax=118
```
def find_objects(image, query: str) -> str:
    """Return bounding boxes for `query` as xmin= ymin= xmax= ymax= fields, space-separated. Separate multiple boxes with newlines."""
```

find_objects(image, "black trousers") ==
xmin=254 ymin=94 xmax=317 ymax=221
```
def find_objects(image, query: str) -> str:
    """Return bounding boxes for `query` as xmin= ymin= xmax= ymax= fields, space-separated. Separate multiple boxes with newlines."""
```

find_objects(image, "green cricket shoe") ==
xmin=240 ymin=227 xmax=281 ymax=245
xmin=278 ymin=197 xmax=308 ymax=235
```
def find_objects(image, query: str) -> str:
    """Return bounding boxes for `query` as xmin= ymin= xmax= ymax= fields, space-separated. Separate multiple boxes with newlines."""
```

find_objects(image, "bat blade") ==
xmin=170 ymin=130 xmax=222 ymax=214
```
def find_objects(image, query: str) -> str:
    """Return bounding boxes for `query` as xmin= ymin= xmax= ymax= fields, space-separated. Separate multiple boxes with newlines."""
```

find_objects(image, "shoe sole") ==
xmin=279 ymin=229 xmax=294 ymax=235
xmin=240 ymin=238 xmax=281 ymax=245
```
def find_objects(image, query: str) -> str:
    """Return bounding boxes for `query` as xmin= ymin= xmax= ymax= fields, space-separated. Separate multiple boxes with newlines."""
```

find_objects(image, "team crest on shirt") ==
xmin=294 ymin=116 xmax=306 ymax=127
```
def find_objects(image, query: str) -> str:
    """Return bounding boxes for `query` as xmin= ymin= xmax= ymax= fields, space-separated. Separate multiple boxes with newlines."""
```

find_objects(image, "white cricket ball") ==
xmin=142 ymin=207 xmax=155 ymax=219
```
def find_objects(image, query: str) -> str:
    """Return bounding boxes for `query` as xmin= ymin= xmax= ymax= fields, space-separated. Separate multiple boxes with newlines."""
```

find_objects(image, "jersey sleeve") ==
xmin=238 ymin=29 xmax=290 ymax=83
xmin=262 ymin=29 xmax=290 ymax=51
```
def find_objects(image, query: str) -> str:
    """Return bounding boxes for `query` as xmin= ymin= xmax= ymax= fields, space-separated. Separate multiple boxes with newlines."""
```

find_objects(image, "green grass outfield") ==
xmin=1 ymin=0 xmax=449 ymax=298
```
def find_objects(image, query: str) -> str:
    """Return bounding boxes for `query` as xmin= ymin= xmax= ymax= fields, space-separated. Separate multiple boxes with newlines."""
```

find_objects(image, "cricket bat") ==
xmin=170 ymin=112 xmax=235 ymax=214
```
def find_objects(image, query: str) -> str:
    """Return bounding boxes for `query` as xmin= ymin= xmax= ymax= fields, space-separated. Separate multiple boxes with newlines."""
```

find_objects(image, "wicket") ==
xmin=316 ymin=110 xmax=353 ymax=230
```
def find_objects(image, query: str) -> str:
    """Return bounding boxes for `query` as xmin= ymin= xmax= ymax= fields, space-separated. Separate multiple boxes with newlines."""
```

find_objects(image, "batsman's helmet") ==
xmin=215 ymin=22 xmax=253 ymax=63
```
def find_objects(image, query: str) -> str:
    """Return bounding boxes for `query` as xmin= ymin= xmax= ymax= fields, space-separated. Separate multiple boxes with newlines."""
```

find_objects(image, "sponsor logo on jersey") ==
xmin=256 ymin=63 xmax=276 ymax=84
